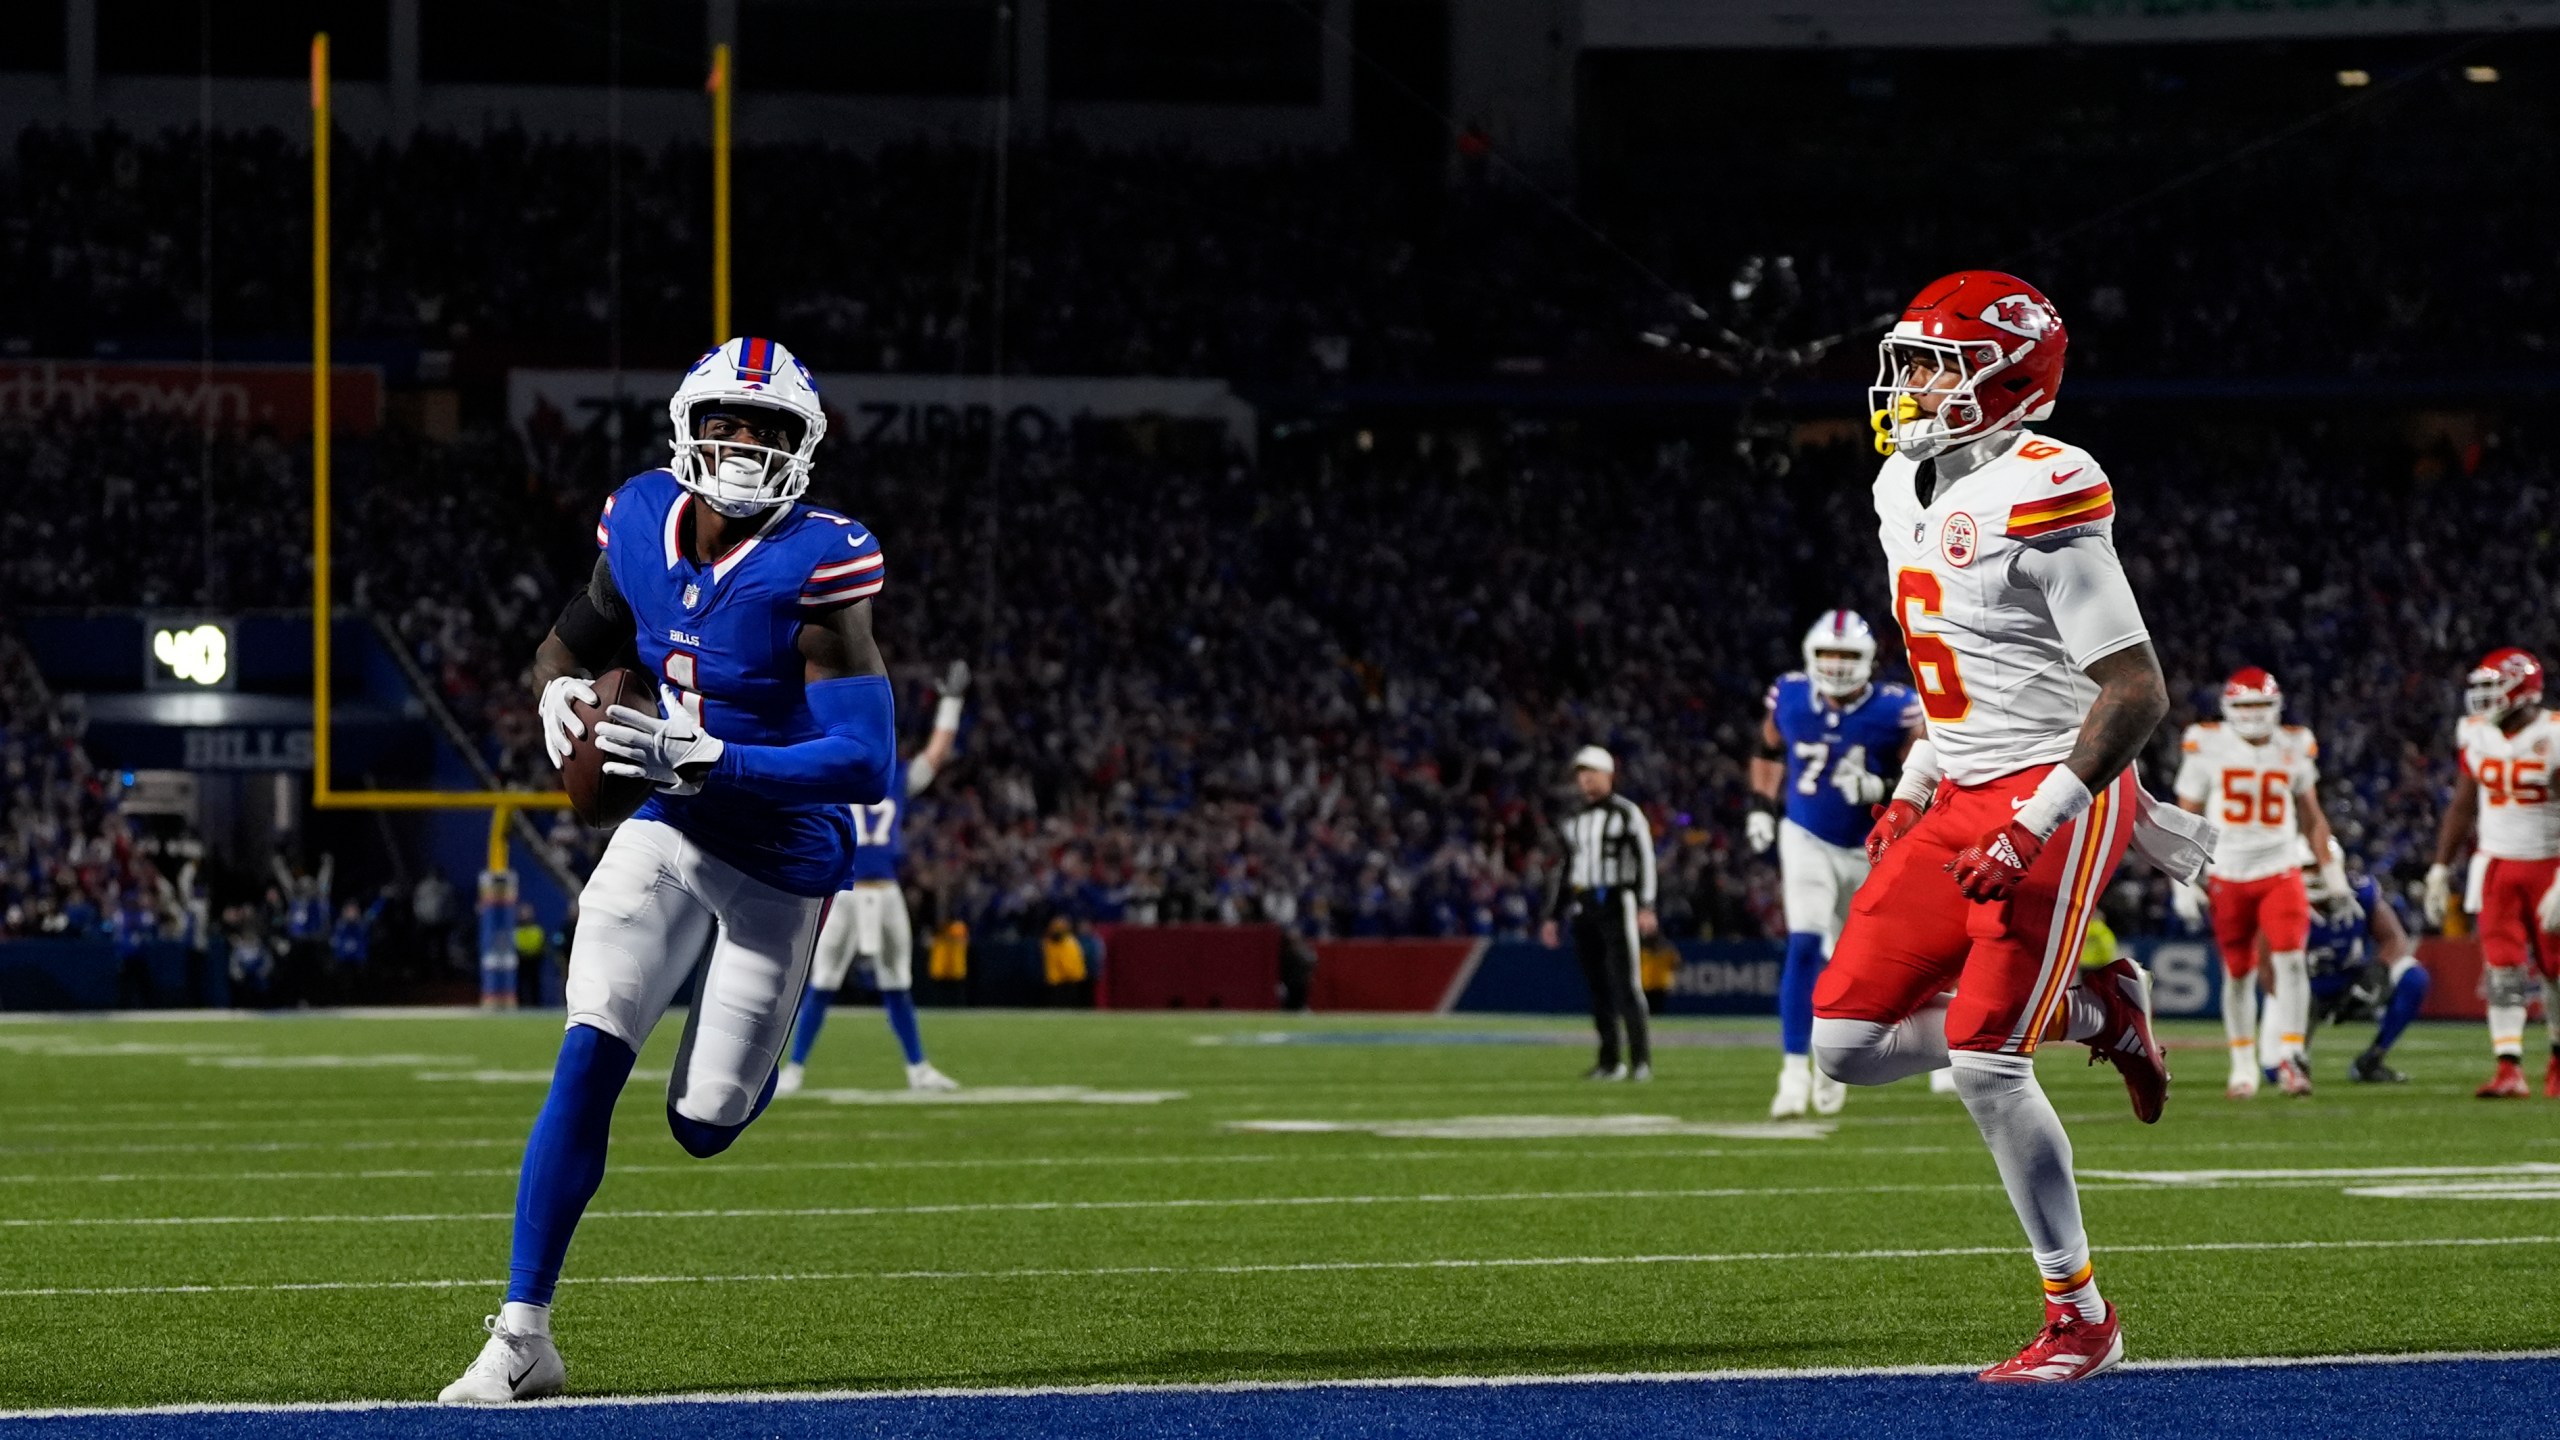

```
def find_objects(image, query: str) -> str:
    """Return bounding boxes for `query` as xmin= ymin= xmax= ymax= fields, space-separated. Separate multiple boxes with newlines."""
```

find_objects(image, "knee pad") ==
xmin=2487 ymin=963 xmax=2536 ymax=1009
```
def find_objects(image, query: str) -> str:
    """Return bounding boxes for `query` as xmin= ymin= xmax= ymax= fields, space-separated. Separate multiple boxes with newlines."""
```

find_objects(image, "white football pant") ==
xmin=812 ymin=880 xmax=914 ymax=991
xmin=1779 ymin=819 xmax=1868 ymax=948
xmin=563 ymin=819 xmax=827 ymax=1129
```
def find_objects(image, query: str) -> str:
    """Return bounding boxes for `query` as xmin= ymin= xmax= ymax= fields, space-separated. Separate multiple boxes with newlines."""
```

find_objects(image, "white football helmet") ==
xmin=1802 ymin=610 xmax=1877 ymax=699
xmin=2221 ymin=667 xmax=2282 ymax=742
xmin=666 ymin=336 xmax=827 ymax=516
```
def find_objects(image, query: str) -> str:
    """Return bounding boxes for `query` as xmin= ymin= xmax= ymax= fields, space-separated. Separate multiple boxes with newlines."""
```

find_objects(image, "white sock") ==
xmin=499 ymin=1300 xmax=551 ymax=1338
xmin=2491 ymin=1004 xmax=2527 ymax=1060
xmin=2269 ymin=949 xmax=2310 ymax=1060
xmin=2060 ymin=978 xmax=2106 ymax=1044
xmin=1780 ymin=1052 xmax=1811 ymax=1081
xmin=2257 ymin=990 xmax=2284 ymax=1073
xmin=2546 ymin=978 xmax=2560 ymax=1048
xmin=1811 ymin=1001 xmax=1949 ymax=1087
xmin=2222 ymin=967 xmax=2258 ymax=1052
xmin=1949 ymin=1050 xmax=2101 ymax=1323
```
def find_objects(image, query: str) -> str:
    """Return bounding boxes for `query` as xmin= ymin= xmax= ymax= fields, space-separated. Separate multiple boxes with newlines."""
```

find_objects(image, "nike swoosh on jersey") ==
xmin=2050 ymin=468 xmax=2083 ymax=485
xmin=2011 ymin=796 xmax=2031 ymax=809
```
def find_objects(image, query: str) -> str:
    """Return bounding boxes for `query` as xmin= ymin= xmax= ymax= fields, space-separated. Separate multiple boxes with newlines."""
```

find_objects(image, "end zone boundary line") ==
xmin=6 ymin=1347 xmax=2557 ymax=1421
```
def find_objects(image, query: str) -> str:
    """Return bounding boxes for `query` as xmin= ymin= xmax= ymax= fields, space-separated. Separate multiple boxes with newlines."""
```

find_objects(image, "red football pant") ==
xmin=1816 ymin=764 xmax=2133 ymax=1056
xmin=2476 ymin=855 xmax=2560 ymax=979
xmin=2208 ymin=871 xmax=2310 ymax=978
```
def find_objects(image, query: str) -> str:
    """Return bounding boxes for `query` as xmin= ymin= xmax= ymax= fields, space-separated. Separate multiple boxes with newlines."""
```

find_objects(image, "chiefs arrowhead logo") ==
xmin=1981 ymin=294 xmax=2057 ymax=341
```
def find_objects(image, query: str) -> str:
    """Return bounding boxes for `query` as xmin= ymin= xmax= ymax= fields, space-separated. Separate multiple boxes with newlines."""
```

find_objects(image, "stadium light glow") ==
xmin=2466 ymin=66 xmax=2500 ymax=84
xmin=2335 ymin=69 xmax=2371 ymax=87
xmin=152 ymin=624 xmax=229 ymax=687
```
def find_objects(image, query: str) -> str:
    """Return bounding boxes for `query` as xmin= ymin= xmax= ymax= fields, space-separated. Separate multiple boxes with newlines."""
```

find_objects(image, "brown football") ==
xmin=562 ymin=667 xmax=661 ymax=827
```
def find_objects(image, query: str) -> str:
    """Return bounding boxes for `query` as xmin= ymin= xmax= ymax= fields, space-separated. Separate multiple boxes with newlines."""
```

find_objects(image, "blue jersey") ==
xmin=599 ymin=469 xmax=882 ymax=898
xmin=847 ymin=755 xmax=909 ymax=884
xmin=1765 ymin=674 xmax=1923 ymax=849
xmin=2306 ymin=873 xmax=2383 ymax=994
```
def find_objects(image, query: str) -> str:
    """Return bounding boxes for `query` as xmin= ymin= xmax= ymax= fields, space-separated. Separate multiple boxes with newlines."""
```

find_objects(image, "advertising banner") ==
xmin=0 ymin=359 xmax=383 ymax=436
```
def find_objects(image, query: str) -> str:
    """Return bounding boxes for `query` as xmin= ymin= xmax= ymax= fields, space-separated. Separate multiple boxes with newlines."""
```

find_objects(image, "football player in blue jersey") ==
xmin=1748 ymin=611 xmax=1929 ymax=1117
xmin=440 ymin=338 xmax=900 ymax=1403
xmin=2274 ymin=839 xmax=2430 ymax=1084
xmin=776 ymin=659 xmax=969 ymax=1095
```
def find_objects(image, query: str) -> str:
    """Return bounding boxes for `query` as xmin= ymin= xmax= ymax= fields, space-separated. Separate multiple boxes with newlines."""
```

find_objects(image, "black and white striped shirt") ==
xmin=1548 ymin=793 xmax=1657 ymax=916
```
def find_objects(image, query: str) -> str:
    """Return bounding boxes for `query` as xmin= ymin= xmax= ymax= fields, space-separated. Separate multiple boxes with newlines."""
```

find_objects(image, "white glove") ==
xmin=2423 ymin=863 xmax=2452 ymax=927
xmin=1745 ymin=810 xmax=1777 ymax=855
xmin=1830 ymin=758 xmax=1887 ymax=808
xmin=2538 ymin=879 xmax=2560 ymax=934
xmin=2170 ymin=881 xmax=2205 ymax=928
xmin=2317 ymin=859 xmax=2364 ymax=924
xmin=940 ymin=659 xmax=972 ymax=697
xmin=595 ymin=701 xmax=726 ymax=796
xmin=538 ymin=675 xmax=598 ymax=771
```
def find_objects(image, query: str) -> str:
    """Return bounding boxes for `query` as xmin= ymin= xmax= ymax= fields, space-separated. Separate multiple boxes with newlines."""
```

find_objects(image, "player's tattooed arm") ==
xmin=2065 ymin=641 xmax=2169 ymax=793
xmin=796 ymin=598 xmax=889 ymax=681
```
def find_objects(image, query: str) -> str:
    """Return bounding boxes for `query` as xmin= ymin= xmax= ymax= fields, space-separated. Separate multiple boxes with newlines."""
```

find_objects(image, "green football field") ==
xmin=2 ymin=1007 xmax=2556 ymax=1411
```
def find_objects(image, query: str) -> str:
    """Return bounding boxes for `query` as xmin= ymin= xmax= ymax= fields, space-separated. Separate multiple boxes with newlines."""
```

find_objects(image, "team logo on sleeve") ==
xmin=1940 ymin=512 xmax=1979 ymax=568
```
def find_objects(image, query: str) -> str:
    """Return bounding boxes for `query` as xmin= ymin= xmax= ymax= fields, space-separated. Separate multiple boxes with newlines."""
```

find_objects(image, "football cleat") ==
xmin=774 ymin=1062 xmax=805 ymax=1098
xmin=438 ymin=1315 xmax=564 ymax=1404
xmin=2226 ymin=1049 xmax=2259 ymax=1099
xmin=2350 ymin=1050 xmax=2408 ymax=1085
xmin=2478 ymin=1058 xmax=2530 ymax=1098
xmin=1770 ymin=1064 xmax=1812 ymax=1119
xmin=1810 ymin=1066 xmax=1846 ymax=1115
xmin=905 ymin=1061 xmax=960 ymax=1092
xmin=1584 ymin=1062 xmax=1630 ymax=1082
xmin=1628 ymin=1062 xmax=1654 ymax=1083
xmin=2546 ymin=1053 xmax=2560 ymax=1099
xmin=1978 ymin=1300 xmax=2124 ymax=1384
xmin=2270 ymin=1056 xmax=2312 ymax=1097
xmin=2080 ymin=958 xmax=2169 ymax=1124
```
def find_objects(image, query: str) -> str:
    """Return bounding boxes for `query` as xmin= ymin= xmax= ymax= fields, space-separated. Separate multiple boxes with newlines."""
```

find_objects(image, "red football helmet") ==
xmin=1871 ymin=271 xmax=2068 ymax=460
xmin=2466 ymin=647 xmax=2544 ymax=722
xmin=2221 ymin=667 xmax=2282 ymax=741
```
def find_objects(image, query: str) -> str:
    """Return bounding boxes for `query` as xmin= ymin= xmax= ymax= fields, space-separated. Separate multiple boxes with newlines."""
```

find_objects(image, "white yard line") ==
xmin=5 ymin=1236 xmax=2557 ymax=1303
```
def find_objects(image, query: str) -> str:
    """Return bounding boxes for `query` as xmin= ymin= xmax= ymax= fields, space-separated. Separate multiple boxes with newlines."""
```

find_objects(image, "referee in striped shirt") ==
xmin=1540 ymin=746 xmax=1659 ymax=1080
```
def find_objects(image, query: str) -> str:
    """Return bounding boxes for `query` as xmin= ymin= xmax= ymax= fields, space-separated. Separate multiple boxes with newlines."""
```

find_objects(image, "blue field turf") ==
xmin=8 ymin=1356 xmax=2552 ymax=1440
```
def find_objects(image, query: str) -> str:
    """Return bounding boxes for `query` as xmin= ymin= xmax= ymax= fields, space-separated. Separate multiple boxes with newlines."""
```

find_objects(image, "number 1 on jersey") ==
xmin=1895 ymin=568 xmax=1972 ymax=723
xmin=663 ymin=650 xmax=705 ymax=724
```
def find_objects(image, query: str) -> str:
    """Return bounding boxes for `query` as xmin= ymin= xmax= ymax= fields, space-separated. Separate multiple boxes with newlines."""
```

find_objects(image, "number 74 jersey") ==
xmin=2456 ymin=712 xmax=2560 ymax=861
xmin=2173 ymin=722 xmax=2318 ymax=881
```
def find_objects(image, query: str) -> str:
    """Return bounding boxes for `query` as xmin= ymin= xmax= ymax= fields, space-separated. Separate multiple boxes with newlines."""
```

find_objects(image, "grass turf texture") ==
xmin=0 ymin=1010 xmax=2555 ymax=1409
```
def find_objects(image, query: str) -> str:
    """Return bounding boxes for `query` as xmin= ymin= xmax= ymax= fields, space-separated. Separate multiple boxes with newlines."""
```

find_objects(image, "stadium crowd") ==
xmin=3 ymin=395 xmax=2532 ymax=939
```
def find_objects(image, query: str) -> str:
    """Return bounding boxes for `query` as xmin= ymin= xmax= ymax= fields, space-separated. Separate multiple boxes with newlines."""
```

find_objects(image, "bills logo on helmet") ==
xmin=1941 ymin=512 xmax=1978 ymax=568
xmin=1982 ymin=295 xmax=2057 ymax=340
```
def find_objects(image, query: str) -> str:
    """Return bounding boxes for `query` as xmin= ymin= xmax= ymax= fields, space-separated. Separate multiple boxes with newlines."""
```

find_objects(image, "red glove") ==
xmin=1865 ymin=799 xmax=1926 ymax=864
xmin=1947 ymin=820 xmax=2044 ymax=902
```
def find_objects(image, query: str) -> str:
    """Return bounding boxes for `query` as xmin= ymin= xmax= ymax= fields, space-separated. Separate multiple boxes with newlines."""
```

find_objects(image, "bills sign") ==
xmin=0 ymin=360 xmax=383 ymax=437
xmin=509 ymin=369 xmax=1258 ymax=455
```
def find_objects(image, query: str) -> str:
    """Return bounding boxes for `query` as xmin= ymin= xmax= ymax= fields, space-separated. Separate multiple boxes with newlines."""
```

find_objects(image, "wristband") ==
xmin=1891 ymin=739 xmax=1942 ymax=810
xmin=2014 ymin=766 xmax=2093 ymax=841
xmin=934 ymin=694 xmax=965 ymax=733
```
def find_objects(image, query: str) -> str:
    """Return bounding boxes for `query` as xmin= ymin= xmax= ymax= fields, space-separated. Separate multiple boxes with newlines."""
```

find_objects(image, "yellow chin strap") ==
xmin=1871 ymin=395 xmax=1919 ymax=455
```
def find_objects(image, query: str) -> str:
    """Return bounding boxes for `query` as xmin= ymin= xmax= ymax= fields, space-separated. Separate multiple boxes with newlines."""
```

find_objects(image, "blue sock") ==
xmin=788 ymin=985 xmax=833 ymax=1066
xmin=665 ymin=1062 xmax=782 ymax=1159
xmin=2372 ymin=964 xmax=2430 ymax=1057
xmin=882 ymin=987 xmax=925 ymax=1065
xmin=1778 ymin=932 xmax=1827 ymax=1057
xmin=506 ymin=1024 xmax=637 ymax=1306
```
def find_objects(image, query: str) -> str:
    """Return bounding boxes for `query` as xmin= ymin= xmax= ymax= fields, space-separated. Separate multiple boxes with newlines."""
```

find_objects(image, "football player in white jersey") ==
xmin=1810 ymin=271 xmax=2212 ymax=1384
xmin=2170 ymin=668 xmax=2351 ymax=1098
xmin=2425 ymin=647 xmax=2560 ymax=1098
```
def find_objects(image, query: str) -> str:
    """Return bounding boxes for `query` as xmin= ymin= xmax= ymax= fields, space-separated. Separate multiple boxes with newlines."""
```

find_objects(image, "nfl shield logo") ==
xmin=682 ymin=582 xmax=701 ymax=609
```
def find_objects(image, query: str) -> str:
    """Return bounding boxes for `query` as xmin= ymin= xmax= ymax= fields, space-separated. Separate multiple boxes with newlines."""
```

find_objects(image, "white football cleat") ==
xmin=2226 ymin=1053 xmax=2260 ymax=1100
xmin=1770 ymin=1059 xmax=1811 ymax=1118
xmin=1810 ymin=1066 xmax=1847 ymax=1115
xmin=438 ymin=1315 xmax=563 ymax=1404
xmin=906 ymin=1060 xmax=960 ymax=1092
xmin=774 ymin=1062 xmax=805 ymax=1098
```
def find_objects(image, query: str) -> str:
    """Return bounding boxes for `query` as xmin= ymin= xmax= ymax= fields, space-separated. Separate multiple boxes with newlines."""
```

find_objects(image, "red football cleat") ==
xmin=2478 ymin=1058 xmax=2529 ymax=1099
xmin=1979 ymin=1300 xmax=2125 ymax=1384
xmin=2081 ymin=957 xmax=2169 ymax=1124
xmin=2545 ymin=1054 xmax=2559 ymax=1099
xmin=2271 ymin=1055 xmax=2313 ymax=1097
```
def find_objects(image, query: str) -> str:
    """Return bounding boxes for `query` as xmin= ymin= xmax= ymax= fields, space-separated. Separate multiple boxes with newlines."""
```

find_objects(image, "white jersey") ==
xmin=2172 ymin=722 xmax=2318 ymax=881
xmin=1872 ymin=430 xmax=2150 ymax=786
xmin=2457 ymin=710 xmax=2560 ymax=861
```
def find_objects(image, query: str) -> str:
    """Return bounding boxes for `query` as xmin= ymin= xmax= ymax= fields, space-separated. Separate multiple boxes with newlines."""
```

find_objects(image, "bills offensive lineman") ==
xmin=777 ymin=660 xmax=970 ymax=1095
xmin=1748 ymin=611 xmax=1926 ymax=1117
xmin=441 ymin=338 xmax=898 ymax=1402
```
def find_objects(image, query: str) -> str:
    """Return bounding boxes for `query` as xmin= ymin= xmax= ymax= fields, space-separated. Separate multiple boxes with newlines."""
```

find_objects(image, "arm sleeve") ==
xmin=554 ymin=554 xmax=637 ymax=669
xmin=2012 ymin=533 xmax=2149 ymax=670
xmin=1631 ymin=801 xmax=1658 ymax=908
xmin=905 ymin=755 xmax=937 ymax=796
xmin=705 ymin=675 xmax=897 ymax=805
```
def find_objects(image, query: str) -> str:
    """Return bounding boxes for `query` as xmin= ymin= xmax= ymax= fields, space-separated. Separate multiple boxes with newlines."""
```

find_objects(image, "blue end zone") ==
xmin=9 ymin=1356 xmax=2552 ymax=1440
